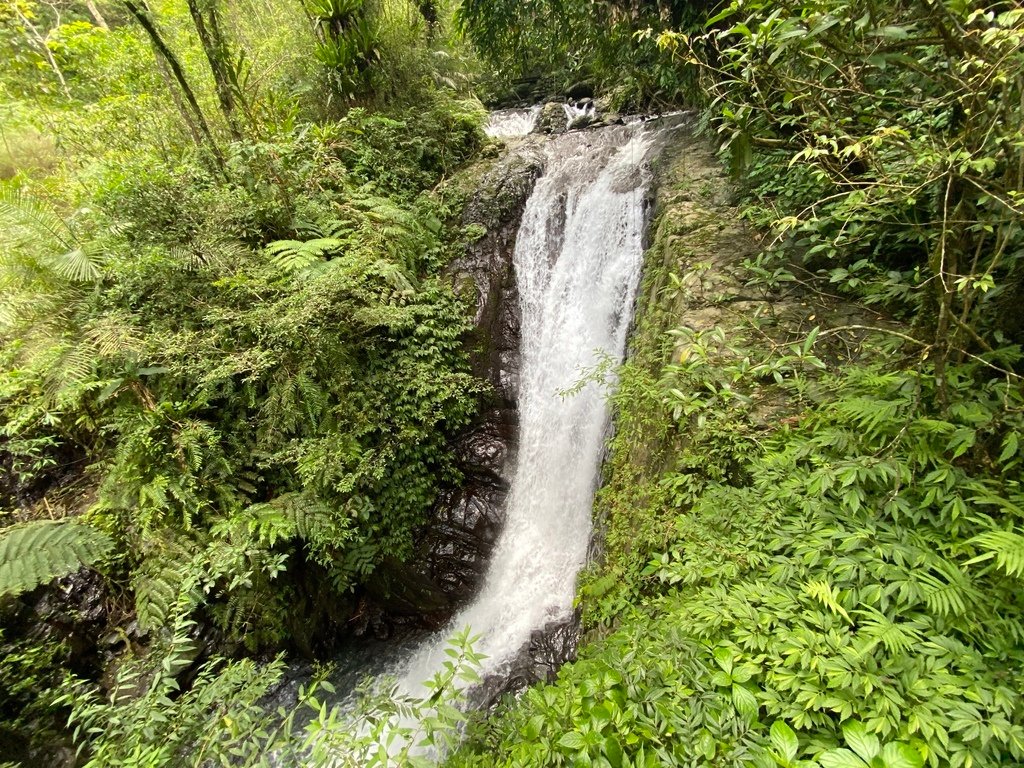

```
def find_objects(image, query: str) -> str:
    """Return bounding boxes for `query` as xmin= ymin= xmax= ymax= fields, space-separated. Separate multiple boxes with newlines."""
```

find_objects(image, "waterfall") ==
xmin=395 ymin=121 xmax=660 ymax=696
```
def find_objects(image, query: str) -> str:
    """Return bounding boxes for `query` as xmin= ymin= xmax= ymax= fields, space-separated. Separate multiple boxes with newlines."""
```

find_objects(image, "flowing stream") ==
xmin=484 ymin=106 xmax=542 ymax=137
xmin=394 ymin=119 xmax=664 ymax=699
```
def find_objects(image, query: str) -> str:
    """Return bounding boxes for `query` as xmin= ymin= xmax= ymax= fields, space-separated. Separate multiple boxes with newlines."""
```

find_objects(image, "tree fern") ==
xmin=0 ymin=520 xmax=113 ymax=597
xmin=264 ymin=237 xmax=344 ymax=272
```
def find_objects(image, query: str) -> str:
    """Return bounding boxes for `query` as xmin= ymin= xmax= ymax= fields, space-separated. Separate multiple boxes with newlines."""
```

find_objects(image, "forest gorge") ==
xmin=1 ymin=0 xmax=1023 ymax=766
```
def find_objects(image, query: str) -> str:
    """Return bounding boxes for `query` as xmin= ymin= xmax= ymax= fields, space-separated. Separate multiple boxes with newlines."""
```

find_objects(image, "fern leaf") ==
xmin=916 ymin=560 xmax=976 ymax=617
xmin=52 ymin=246 xmax=104 ymax=282
xmin=0 ymin=188 xmax=75 ymax=251
xmin=966 ymin=529 xmax=1024 ymax=579
xmin=134 ymin=562 xmax=185 ymax=632
xmin=0 ymin=520 xmax=113 ymax=597
xmin=853 ymin=608 xmax=925 ymax=656
xmin=265 ymin=238 xmax=343 ymax=272
xmin=804 ymin=579 xmax=851 ymax=622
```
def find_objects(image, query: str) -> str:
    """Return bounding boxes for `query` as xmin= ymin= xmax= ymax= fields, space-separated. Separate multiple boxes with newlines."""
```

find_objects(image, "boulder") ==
xmin=537 ymin=101 xmax=568 ymax=135
xmin=566 ymin=82 xmax=595 ymax=100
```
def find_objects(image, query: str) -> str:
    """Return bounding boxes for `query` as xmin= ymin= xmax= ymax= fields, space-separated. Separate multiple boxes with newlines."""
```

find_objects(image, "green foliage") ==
xmin=815 ymin=721 xmax=924 ymax=768
xmin=0 ymin=0 xmax=488 ymax=763
xmin=59 ymin=623 xmax=484 ymax=767
xmin=666 ymin=0 xmax=1024 ymax=361
xmin=0 ymin=628 xmax=69 ymax=765
xmin=0 ymin=519 xmax=112 ymax=597
xmin=1 ymin=97 xmax=485 ymax=652
xmin=456 ymin=0 xmax=704 ymax=106
xmin=307 ymin=0 xmax=380 ymax=100
xmin=451 ymin=322 xmax=1024 ymax=767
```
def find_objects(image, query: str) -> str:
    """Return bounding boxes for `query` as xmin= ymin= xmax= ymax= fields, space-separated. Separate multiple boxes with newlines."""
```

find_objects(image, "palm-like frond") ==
xmin=0 ymin=189 xmax=105 ymax=284
xmin=0 ymin=188 xmax=75 ymax=252
xmin=265 ymin=237 xmax=344 ymax=272
xmin=0 ymin=520 xmax=113 ymax=597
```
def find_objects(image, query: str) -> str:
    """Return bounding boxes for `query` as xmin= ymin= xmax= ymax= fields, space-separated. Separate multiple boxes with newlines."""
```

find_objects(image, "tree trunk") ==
xmin=186 ymin=0 xmax=247 ymax=140
xmin=11 ymin=4 xmax=71 ymax=99
xmin=84 ymin=0 xmax=111 ymax=29
xmin=417 ymin=0 xmax=437 ymax=40
xmin=121 ymin=0 xmax=226 ymax=174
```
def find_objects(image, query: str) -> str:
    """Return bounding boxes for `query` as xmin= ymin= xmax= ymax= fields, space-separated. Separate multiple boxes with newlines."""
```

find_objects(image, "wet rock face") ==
xmin=363 ymin=149 xmax=542 ymax=632
xmin=537 ymin=101 xmax=569 ymax=135
xmin=472 ymin=614 xmax=582 ymax=708
xmin=1 ymin=569 xmax=116 ymax=673
xmin=0 ymin=569 xmax=120 ymax=768
xmin=453 ymin=150 xmax=543 ymax=408
xmin=418 ymin=151 xmax=544 ymax=603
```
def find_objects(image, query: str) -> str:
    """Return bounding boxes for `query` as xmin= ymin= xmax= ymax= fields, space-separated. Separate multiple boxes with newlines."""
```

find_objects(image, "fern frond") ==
xmin=52 ymin=246 xmax=104 ymax=282
xmin=0 ymin=520 xmax=113 ymax=597
xmin=966 ymin=529 xmax=1024 ymax=579
xmin=853 ymin=607 xmax=925 ymax=656
xmin=171 ymin=233 xmax=249 ymax=271
xmin=264 ymin=237 xmax=344 ymax=272
xmin=83 ymin=313 xmax=144 ymax=359
xmin=916 ymin=560 xmax=977 ymax=617
xmin=0 ymin=188 xmax=75 ymax=251
xmin=804 ymin=579 xmax=851 ymax=622
xmin=134 ymin=561 xmax=188 ymax=632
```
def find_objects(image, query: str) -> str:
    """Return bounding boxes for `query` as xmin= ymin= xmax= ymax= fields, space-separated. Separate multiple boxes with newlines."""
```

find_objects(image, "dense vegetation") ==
xmin=1 ymin=0 xmax=489 ymax=762
xmin=2 ymin=0 xmax=1023 ymax=766
xmin=446 ymin=1 xmax=1024 ymax=767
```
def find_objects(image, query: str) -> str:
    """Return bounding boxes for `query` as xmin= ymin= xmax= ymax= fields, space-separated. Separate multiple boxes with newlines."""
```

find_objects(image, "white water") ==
xmin=395 ymin=123 xmax=660 ymax=700
xmin=563 ymin=101 xmax=596 ymax=129
xmin=484 ymin=106 xmax=541 ymax=138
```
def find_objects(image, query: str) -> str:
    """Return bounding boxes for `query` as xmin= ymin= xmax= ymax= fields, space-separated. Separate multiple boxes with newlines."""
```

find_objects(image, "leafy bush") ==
xmin=59 ymin=621 xmax=484 ymax=768
xmin=451 ymin=331 xmax=1024 ymax=768
xmin=662 ymin=0 xmax=1024 ymax=369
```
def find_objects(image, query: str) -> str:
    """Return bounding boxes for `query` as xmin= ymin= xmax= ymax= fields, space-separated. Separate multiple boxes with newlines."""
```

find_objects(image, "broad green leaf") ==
xmin=558 ymin=732 xmax=587 ymax=751
xmin=879 ymin=743 xmax=924 ymax=768
xmin=819 ymin=748 xmax=869 ymax=768
xmin=842 ymin=722 xmax=880 ymax=762
xmin=732 ymin=683 xmax=759 ymax=720
xmin=1000 ymin=431 xmax=1019 ymax=464
xmin=603 ymin=736 xmax=623 ymax=768
xmin=771 ymin=721 xmax=799 ymax=764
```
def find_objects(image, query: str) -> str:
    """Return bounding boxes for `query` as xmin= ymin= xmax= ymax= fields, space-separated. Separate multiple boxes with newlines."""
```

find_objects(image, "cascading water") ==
xmin=484 ymin=106 xmax=542 ymax=138
xmin=304 ymin=116 xmax=684 ymax=765
xmin=394 ymin=120 xmax=664 ymax=698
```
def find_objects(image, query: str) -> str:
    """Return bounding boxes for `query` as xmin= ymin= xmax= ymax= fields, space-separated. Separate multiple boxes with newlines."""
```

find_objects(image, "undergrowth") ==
xmin=449 ymin=319 xmax=1024 ymax=767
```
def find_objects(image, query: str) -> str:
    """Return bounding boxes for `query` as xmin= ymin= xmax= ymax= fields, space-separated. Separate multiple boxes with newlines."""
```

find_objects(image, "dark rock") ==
xmin=356 ymin=147 xmax=543 ymax=636
xmin=450 ymin=150 xmax=543 ymax=406
xmin=537 ymin=102 xmax=568 ymax=135
xmin=364 ymin=556 xmax=450 ymax=620
xmin=566 ymin=82 xmax=595 ymax=100
xmin=568 ymin=112 xmax=596 ymax=131
xmin=407 ymin=150 xmax=544 ymax=607
xmin=472 ymin=613 xmax=582 ymax=708
xmin=26 ymin=569 xmax=113 ymax=673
